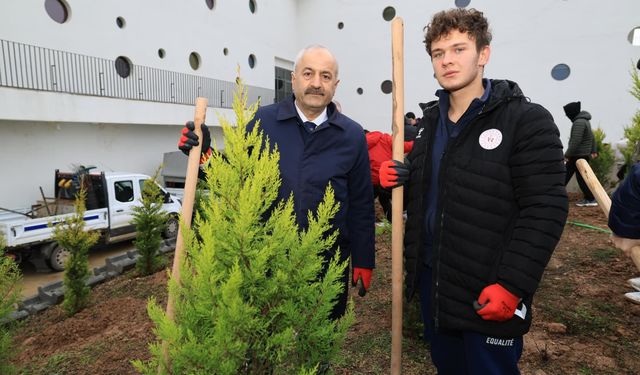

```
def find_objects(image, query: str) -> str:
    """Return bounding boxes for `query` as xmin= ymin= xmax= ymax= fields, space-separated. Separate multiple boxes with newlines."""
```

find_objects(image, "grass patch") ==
xmin=589 ymin=247 xmax=617 ymax=263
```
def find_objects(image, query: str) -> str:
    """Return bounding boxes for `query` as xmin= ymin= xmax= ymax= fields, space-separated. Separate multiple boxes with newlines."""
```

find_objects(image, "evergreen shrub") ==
xmin=134 ymin=82 xmax=353 ymax=374
xmin=133 ymin=168 xmax=168 ymax=276
xmin=0 ymin=236 xmax=21 ymax=375
xmin=52 ymin=188 xmax=100 ymax=316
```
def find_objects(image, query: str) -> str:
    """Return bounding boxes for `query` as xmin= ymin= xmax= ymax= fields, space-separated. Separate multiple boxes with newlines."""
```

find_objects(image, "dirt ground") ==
xmin=8 ymin=194 xmax=640 ymax=374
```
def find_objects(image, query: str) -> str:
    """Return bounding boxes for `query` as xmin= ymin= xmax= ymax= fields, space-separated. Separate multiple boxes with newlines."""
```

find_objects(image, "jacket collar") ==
xmin=419 ymin=79 xmax=525 ymax=121
xmin=276 ymin=95 xmax=348 ymax=130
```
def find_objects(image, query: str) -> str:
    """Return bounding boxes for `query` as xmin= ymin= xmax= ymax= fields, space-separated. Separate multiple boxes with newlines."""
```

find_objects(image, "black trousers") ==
xmin=565 ymin=156 xmax=594 ymax=200
xmin=374 ymin=185 xmax=392 ymax=222
xmin=329 ymin=265 xmax=350 ymax=320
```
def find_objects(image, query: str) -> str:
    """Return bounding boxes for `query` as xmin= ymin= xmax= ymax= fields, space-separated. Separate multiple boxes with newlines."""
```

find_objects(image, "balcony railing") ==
xmin=0 ymin=39 xmax=274 ymax=108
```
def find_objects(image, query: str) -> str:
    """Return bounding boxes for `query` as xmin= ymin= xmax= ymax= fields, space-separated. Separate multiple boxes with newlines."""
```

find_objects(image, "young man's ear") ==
xmin=478 ymin=45 xmax=491 ymax=67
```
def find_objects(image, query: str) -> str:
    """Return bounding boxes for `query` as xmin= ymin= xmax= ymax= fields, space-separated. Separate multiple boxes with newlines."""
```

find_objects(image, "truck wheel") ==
xmin=164 ymin=216 xmax=179 ymax=238
xmin=48 ymin=244 xmax=70 ymax=272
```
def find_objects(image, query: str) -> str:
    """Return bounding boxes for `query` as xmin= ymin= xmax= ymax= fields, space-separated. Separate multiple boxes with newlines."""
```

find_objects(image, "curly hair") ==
xmin=423 ymin=8 xmax=492 ymax=57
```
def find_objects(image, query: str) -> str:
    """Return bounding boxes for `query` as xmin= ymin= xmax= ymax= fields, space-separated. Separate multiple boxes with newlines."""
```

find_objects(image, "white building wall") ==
xmin=296 ymin=0 xmax=639 ymax=142
xmin=0 ymin=0 xmax=639 ymax=209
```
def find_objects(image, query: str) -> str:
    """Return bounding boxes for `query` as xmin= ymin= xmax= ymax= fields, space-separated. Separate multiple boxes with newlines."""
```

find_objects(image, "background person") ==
xmin=563 ymin=101 xmax=598 ymax=207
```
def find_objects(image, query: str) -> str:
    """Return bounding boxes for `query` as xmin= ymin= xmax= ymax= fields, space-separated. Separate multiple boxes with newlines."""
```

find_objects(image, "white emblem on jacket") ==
xmin=478 ymin=129 xmax=502 ymax=150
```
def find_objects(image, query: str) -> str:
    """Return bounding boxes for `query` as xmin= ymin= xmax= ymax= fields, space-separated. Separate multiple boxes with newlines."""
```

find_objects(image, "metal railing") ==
xmin=0 ymin=39 xmax=274 ymax=108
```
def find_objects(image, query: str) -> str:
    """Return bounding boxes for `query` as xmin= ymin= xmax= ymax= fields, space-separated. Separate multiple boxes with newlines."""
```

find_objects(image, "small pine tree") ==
xmin=52 ymin=187 xmax=100 ymax=316
xmin=0 ymin=236 xmax=21 ymax=375
xmin=134 ymin=82 xmax=354 ymax=374
xmin=622 ymin=67 xmax=640 ymax=166
xmin=133 ymin=167 xmax=168 ymax=276
xmin=590 ymin=127 xmax=616 ymax=188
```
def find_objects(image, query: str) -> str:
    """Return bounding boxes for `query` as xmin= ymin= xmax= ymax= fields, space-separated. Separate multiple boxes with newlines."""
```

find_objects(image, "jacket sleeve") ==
xmin=564 ymin=120 xmax=585 ymax=156
xmin=348 ymin=132 xmax=376 ymax=269
xmin=609 ymin=163 xmax=640 ymax=239
xmin=498 ymin=105 xmax=568 ymax=298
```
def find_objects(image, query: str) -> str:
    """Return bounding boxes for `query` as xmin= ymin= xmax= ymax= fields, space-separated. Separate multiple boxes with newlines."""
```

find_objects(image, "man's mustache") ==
xmin=305 ymin=88 xmax=324 ymax=95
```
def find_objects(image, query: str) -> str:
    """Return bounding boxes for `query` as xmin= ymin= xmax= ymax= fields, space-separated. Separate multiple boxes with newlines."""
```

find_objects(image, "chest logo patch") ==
xmin=478 ymin=129 xmax=502 ymax=150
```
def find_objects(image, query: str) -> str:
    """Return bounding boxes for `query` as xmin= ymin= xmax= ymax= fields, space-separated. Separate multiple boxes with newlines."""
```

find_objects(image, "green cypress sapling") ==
xmin=52 ymin=187 xmax=100 ymax=316
xmin=133 ymin=167 xmax=168 ymax=276
xmin=134 ymin=81 xmax=354 ymax=375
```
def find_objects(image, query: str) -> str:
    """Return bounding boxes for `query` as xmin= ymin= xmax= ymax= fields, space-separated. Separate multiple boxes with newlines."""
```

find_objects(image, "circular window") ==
xmin=248 ymin=54 xmax=257 ymax=69
xmin=338 ymin=22 xmax=344 ymax=30
xmin=205 ymin=0 xmax=215 ymax=10
xmin=455 ymin=0 xmax=471 ymax=8
xmin=45 ymin=0 xmax=69 ymax=24
xmin=158 ymin=49 xmax=165 ymax=58
xmin=551 ymin=63 xmax=571 ymax=81
xmin=357 ymin=88 xmax=364 ymax=95
xmin=223 ymin=47 xmax=228 ymax=56
xmin=628 ymin=27 xmax=640 ymax=46
xmin=116 ymin=16 xmax=125 ymax=28
xmin=637 ymin=59 xmax=640 ymax=70
xmin=249 ymin=0 xmax=257 ymax=14
xmin=382 ymin=6 xmax=396 ymax=22
xmin=189 ymin=52 xmax=201 ymax=70
xmin=115 ymin=56 xmax=132 ymax=78
xmin=380 ymin=80 xmax=392 ymax=94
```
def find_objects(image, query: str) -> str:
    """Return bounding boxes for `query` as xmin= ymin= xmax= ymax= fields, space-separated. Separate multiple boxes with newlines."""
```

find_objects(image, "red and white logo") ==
xmin=478 ymin=129 xmax=502 ymax=150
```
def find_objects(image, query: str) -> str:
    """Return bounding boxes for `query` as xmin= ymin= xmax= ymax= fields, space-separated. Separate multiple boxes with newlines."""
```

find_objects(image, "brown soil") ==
xmin=9 ymin=194 xmax=640 ymax=374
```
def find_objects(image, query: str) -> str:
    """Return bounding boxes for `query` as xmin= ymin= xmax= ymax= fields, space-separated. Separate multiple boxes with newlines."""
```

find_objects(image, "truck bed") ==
xmin=0 ymin=208 xmax=109 ymax=248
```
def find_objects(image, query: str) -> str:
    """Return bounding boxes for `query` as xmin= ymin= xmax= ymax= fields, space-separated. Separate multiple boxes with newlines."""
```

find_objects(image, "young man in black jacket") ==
xmin=379 ymin=8 xmax=568 ymax=374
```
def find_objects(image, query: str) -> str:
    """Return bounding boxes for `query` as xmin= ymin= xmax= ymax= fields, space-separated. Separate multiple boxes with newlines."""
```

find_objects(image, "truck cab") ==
xmin=105 ymin=172 xmax=181 ymax=242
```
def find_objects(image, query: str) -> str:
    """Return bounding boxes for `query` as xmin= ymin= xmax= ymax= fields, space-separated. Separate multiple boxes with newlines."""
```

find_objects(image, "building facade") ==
xmin=1 ymin=0 xmax=639 ymax=209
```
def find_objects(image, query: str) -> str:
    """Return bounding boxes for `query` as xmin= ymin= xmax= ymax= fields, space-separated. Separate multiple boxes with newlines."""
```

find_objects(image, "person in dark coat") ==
xmin=609 ymin=163 xmax=640 ymax=253
xmin=404 ymin=111 xmax=418 ymax=141
xmin=379 ymin=8 xmax=568 ymax=374
xmin=563 ymin=101 xmax=599 ymax=207
xmin=179 ymin=45 xmax=375 ymax=320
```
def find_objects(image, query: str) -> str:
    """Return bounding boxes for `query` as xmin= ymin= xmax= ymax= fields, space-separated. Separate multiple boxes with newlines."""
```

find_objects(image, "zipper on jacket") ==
xmin=432 ymin=103 xmax=489 ymax=330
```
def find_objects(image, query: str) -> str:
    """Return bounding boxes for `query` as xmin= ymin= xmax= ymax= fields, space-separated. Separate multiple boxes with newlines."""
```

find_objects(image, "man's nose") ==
xmin=310 ymin=74 xmax=322 ymax=87
xmin=441 ymin=51 xmax=453 ymax=66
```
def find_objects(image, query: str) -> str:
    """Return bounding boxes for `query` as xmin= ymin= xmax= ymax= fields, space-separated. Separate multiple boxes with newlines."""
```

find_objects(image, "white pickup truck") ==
xmin=0 ymin=170 xmax=181 ymax=271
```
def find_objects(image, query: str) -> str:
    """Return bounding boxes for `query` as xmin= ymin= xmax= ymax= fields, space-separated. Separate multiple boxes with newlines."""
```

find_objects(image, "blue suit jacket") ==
xmin=249 ymin=96 xmax=375 ymax=268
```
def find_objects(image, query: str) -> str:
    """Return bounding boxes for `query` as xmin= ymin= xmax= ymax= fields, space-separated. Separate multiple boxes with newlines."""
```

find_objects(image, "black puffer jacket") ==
xmin=565 ymin=111 xmax=596 ymax=157
xmin=404 ymin=80 xmax=568 ymax=338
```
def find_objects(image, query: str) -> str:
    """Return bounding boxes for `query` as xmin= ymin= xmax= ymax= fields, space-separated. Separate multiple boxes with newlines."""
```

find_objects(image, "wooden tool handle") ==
xmin=390 ymin=16 xmax=404 ymax=375
xmin=576 ymin=159 xmax=640 ymax=272
xmin=160 ymin=97 xmax=208 ymax=373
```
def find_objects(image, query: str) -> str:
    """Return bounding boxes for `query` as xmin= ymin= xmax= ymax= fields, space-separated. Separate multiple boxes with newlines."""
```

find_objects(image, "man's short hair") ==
xmin=423 ymin=8 xmax=492 ymax=57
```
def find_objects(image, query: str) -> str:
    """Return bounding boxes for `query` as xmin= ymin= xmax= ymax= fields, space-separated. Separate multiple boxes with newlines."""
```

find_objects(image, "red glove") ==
xmin=353 ymin=267 xmax=373 ymax=294
xmin=475 ymin=283 xmax=520 ymax=321
xmin=379 ymin=159 xmax=410 ymax=189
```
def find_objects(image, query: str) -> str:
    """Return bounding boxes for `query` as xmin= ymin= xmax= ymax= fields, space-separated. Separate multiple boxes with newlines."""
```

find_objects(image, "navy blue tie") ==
xmin=304 ymin=121 xmax=316 ymax=132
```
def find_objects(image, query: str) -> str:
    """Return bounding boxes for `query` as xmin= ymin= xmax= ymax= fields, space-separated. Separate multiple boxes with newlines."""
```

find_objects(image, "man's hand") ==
xmin=610 ymin=234 xmax=640 ymax=258
xmin=178 ymin=121 xmax=211 ymax=156
xmin=379 ymin=159 xmax=410 ymax=189
xmin=475 ymin=283 xmax=520 ymax=321
xmin=353 ymin=267 xmax=373 ymax=297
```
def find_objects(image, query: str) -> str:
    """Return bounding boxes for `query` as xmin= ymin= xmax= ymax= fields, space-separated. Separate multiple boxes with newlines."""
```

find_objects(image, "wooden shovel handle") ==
xmin=390 ymin=16 xmax=404 ymax=375
xmin=160 ymin=97 xmax=207 ymax=373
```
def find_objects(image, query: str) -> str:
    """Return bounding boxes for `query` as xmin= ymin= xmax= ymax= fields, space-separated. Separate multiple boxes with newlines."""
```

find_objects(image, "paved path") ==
xmin=19 ymin=240 xmax=135 ymax=298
